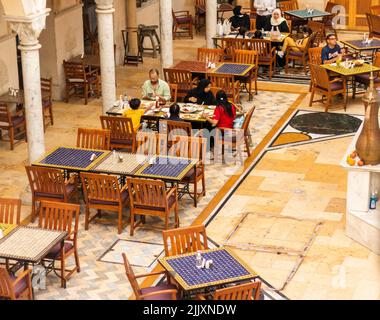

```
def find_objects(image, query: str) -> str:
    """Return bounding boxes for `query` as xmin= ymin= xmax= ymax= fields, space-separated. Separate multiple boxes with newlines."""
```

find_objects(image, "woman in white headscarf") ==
xmin=266 ymin=9 xmax=290 ymax=32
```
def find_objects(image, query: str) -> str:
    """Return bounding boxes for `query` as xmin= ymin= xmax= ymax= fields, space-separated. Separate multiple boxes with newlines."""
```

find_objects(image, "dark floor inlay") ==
xmin=290 ymin=112 xmax=362 ymax=135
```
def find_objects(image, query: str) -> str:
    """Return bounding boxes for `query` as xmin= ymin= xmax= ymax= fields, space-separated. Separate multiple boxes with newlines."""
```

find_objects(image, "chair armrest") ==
xmin=166 ymin=186 xmax=177 ymax=199
xmin=14 ymin=108 xmax=25 ymax=117
xmin=86 ymin=69 xmax=99 ymax=77
xmin=120 ymin=184 xmax=129 ymax=193
xmin=134 ymin=270 xmax=168 ymax=279
xmin=13 ymin=269 xmax=31 ymax=285
xmin=174 ymin=10 xmax=190 ymax=15
xmin=139 ymin=289 xmax=178 ymax=300
xmin=196 ymin=294 xmax=207 ymax=300
xmin=330 ymin=78 xmax=343 ymax=83
xmin=66 ymin=175 xmax=77 ymax=185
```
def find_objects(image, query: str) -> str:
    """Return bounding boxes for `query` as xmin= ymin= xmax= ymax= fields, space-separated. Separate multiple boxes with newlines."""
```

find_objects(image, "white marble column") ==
xmin=95 ymin=0 xmax=116 ymax=114
xmin=159 ymin=0 xmax=173 ymax=69
xmin=206 ymin=0 xmax=217 ymax=48
xmin=5 ymin=10 xmax=50 ymax=163
xmin=127 ymin=0 xmax=138 ymax=56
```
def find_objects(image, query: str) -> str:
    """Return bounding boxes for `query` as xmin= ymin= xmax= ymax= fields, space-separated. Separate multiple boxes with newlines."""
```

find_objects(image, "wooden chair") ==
xmin=0 ymin=268 xmax=33 ymax=300
xmin=309 ymin=64 xmax=347 ymax=112
xmin=163 ymin=68 xmax=194 ymax=100
xmin=81 ymin=173 xmax=129 ymax=234
xmin=197 ymin=281 xmax=261 ymax=300
xmin=216 ymin=106 xmax=256 ymax=162
xmin=207 ymin=73 xmax=240 ymax=103
xmin=249 ymin=39 xmax=276 ymax=80
xmin=0 ymin=104 xmax=27 ymax=150
xmin=371 ymin=5 xmax=380 ymax=15
xmin=39 ymin=201 xmax=80 ymax=289
xmin=322 ymin=1 xmax=338 ymax=38
xmin=353 ymin=52 xmax=380 ymax=98
xmin=136 ymin=131 xmax=168 ymax=156
xmin=169 ymin=136 xmax=207 ymax=207
xmin=308 ymin=47 xmax=323 ymax=92
xmin=100 ymin=116 xmax=136 ymax=152
xmin=250 ymin=18 xmax=256 ymax=31
xmin=161 ymin=120 xmax=193 ymax=142
xmin=163 ymin=225 xmax=208 ymax=257
xmin=194 ymin=0 xmax=206 ymax=33
xmin=367 ymin=13 xmax=380 ymax=39
xmin=307 ymin=21 xmax=325 ymax=46
xmin=221 ymin=38 xmax=246 ymax=61
xmin=77 ymin=128 xmax=111 ymax=150
xmin=25 ymin=166 xmax=79 ymax=223
xmin=279 ymin=0 xmax=298 ymax=12
xmin=285 ymin=32 xmax=317 ymax=75
xmin=233 ymin=49 xmax=259 ymax=97
xmin=63 ymin=60 xmax=101 ymax=105
xmin=122 ymin=253 xmax=177 ymax=300
xmin=197 ymin=48 xmax=224 ymax=64
xmin=127 ymin=178 xmax=179 ymax=236
xmin=41 ymin=77 xmax=54 ymax=130
xmin=169 ymin=83 xmax=178 ymax=103
xmin=172 ymin=10 xmax=193 ymax=40
xmin=0 ymin=198 xmax=21 ymax=225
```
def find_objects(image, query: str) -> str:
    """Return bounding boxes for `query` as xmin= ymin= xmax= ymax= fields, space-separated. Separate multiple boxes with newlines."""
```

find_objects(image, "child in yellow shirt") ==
xmin=123 ymin=99 xmax=153 ymax=131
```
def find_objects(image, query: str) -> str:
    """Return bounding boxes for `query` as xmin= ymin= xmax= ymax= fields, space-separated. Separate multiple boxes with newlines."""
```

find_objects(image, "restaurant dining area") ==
xmin=1 ymin=0 xmax=380 ymax=306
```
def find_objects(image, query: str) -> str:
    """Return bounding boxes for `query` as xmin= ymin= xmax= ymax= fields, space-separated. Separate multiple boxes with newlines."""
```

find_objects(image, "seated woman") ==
xmin=265 ymin=9 xmax=289 ymax=32
xmin=123 ymin=98 xmax=153 ymax=131
xmin=203 ymin=90 xmax=236 ymax=129
xmin=277 ymin=26 xmax=313 ymax=58
xmin=167 ymin=103 xmax=182 ymax=122
xmin=184 ymin=79 xmax=216 ymax=106
xmin=229 ymin=6 xmax=251 ymax=32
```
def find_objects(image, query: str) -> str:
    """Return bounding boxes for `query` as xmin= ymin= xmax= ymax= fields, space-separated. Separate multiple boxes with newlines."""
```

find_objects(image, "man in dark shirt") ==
xmin=322 ymin=34 xmax=342 ymax=64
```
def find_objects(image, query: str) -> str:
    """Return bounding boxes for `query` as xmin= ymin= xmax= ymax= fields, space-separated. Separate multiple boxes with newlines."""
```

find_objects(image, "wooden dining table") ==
xmin=0 ymin=89 xmax=51 ymax=105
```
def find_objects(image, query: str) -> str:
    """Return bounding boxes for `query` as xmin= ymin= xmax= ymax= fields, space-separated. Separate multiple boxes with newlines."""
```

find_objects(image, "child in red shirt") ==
xmin=203 ymin=90 xmax=236 ymax=128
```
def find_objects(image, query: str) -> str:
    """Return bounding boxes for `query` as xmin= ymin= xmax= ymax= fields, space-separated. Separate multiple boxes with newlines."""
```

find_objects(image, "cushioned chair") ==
xmin=122 ymin=253 xmax=178 ymax=300
xmin=0 ymin=104 xmax=27 ymax=150
xmin=172 ymin=10 xmax=193 ymax=40
xmin=39 ymin=201 xmax=80 ymax=288
xmin=0 ymin=268 xmax=33 ymax=300
xmin=353 ymin=52 xmax=380 ymax=98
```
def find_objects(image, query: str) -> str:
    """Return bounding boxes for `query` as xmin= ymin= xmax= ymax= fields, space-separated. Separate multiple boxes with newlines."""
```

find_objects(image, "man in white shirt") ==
xmin=254 ymin=0 xmax=277 ymax=31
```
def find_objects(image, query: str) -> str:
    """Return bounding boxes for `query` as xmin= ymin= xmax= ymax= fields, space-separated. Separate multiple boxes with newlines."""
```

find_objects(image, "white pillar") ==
xmin=5 ymin=10 xmax=50 ymax=163
xmin=206 ymin=0 xmax=217 ymax=48
xmin=95 ymin=0 xmax=116 ymax=114
xmin=159 ymin=0 xmax=173 ymax=69
xmin=127 ymin=0 xmax=138 ymax=56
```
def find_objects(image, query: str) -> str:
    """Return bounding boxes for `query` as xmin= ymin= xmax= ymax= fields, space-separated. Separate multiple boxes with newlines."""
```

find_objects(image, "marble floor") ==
xmin=1 ymin=32 xmax=379 ymax=300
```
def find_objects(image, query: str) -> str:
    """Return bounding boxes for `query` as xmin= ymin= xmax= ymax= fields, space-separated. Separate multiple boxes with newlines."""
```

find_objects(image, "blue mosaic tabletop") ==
xmin=215 ymin=63 xmax=252 ymax=75
xmin=35 ymin=147 xmax=108 ymax=171
xmin=162 ymin=249 xmax=256 ymax=290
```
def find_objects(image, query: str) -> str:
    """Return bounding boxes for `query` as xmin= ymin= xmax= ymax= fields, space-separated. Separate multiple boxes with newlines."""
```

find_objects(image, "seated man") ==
xmin=123 ymin=98 xmax=153 ymax=131
xmin=142 ymin=69 xmax=171 ymax=104
xmin=322 ymin=34 xmax=342 ymax=64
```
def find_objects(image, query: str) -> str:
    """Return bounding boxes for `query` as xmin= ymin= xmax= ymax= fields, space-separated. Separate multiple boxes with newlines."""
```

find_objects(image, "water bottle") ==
xmin=195 ymin=251 xmax=203 ymax=269
xmin=370 ymin=193 xmax=377 ymax=210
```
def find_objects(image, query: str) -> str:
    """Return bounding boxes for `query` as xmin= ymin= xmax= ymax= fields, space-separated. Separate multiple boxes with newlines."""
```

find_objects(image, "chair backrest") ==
xmin=161 ymin=120 xmax=193 ymax=141
xmin=308 ymin=47 xmax=323 ymax=65
xmin=127 ymin=178 xmax=168 ymax=210
xmin=374 ymin=52 xmax=380 ymax=68
xmin=0 ymin=104 xmax=12 ymax=126
xmin=195 ymin=0 xmax=205 ymax=7
xmin=248 ymin=39 xmax=273 ymax=58
xmin=197 ymin=48 xmax=224 ymax=63
xmin=25 ymin=166 xmax=67 ymax=197
xmin=309 ymin=64 xmax=330 ymax=91
xmin=367 ymin=13 xmax=380 ymax=36
xmin=39 ymin=201 xmax=80 ymax=241
xmin=241 ymin=106 xmax=255 ymax=137
xmin=169 ymin=83 xmax=178 ymax=102
xmin=77 ymin=128 xmax=111 ymax=150
xmin=221 ymin=38 xmax=247 ymax=59
xmin=307 ymin=21 xmax=324 ymax=45
xmin=81 ymin=173 xmax=122 ymax=204
xmin=168 ymin=136 xmax=207 ymax=163
xmin=40 ymin=77 xmax=52 ymax=101
xmin=136 ymin=131 xmax=167 ymax=156
xmin=207 ymin=73 xmax=237 ymax=93
xmin=100 ymin=116 xmax=134 ymax=145
xmin=0 ymin=268 xmax=14 ymax=300
xmin=279 ymin=0 xmax=298 ymax=11
xmin=122 ymin=253 xmax=142 ymax=299
xmin=162 ymin=225 xmax=208 ymax=256
xmin=250 ymin=18 xmax=256 ymax=31
xmin=63 ymin=61 xmax=86 ymax=81
xmin=233 ymin=49 xmax=259 ymax=66
xmin=213 ymin=282 xmax=262 ymax=300
xmin=163 ymin=68 xmax=193 ymax=91
xmin=372 ymin=5 xmax=380 ymax=15
xmin=0 ymin=198 xmax=21 ymax=225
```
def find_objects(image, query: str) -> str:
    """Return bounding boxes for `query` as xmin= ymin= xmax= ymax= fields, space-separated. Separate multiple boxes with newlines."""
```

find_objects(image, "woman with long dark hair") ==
xmin=184 ymin=79 xmax=216 ymax=105
xmin=203 ymin=90 xmax=236 ymax=129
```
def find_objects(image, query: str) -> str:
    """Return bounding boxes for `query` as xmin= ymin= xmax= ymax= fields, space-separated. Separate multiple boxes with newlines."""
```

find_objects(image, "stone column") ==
xmin=5 ymin=10 xmax=50 ymax=163
xmin=127 ymin=0 xmax=138 ymax=56
xmin=206 ymin=0 xmax=217 ymax=48
xmin=95 ymin=0 xmax=116 ymax=114
xmin=159 ymin=0 xmax=173 ymax=69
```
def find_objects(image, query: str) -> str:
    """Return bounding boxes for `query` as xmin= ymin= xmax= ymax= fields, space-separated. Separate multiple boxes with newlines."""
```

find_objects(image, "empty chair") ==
xmin=81 ymin=173 xmax=129 ymax=234
xmin=249 ymin=39 xmax=276 ymax=79
xmin=309 ymin=64 xmax=347 ymax=112
xmin=41 ymin=77 xmax=54 ymax=130
xmin=308 ymin=47 xmax=323 ymax=66
xmin=353 ymin=52 xmax=380 ymax=98
xmin=221 ymin=38 xmax=246 ymax=61
xmin=127 ymin=178 xmax=179 ymax=236
xmin=122 ymin=253 xmax=177 ymax=300
xmin=39 ymin=201 xmax=80 ymax=288
xmin=100 ymin=116 xmax=136 ymax=152
xmin=0 ymin=268 xmax=33 ymax=300
xmin=0 ymin=198 xmax=21 ymax=225
xmin=136 ymin=131 xmax=168 ymax=156
xmin=163 ymin=225 xmax=208 ymax=256
xmin=367 ymin=13 xmax=380 ymax=40
xmin=197 ymin=281 xmax=262 ymax=300
xmin=172 ymin=9 xmax=193 ymax=39
xmin=0 ymin=104 xmax=27 ymax=150
xmin=25 ymin=166 xmax=79 ymax=222
xmin=207 ymin=73 xmax=240 ymax=103
xmin=63 ymin=60 xmax=101 ymax=105
xmin=197 ymin=48 xmax=224 ymax=64
xmin=371 ymin=5 xmax=380 ymax=15
xmin=161 ymin=120 xmax=193 ymax=144
xmin=77 ymin=128 xmax=111 ymax=150
xmin=163 ymin=68 xmax=194 ymax=100
xmin=233 ymin=49 xmax=259 ymax=97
